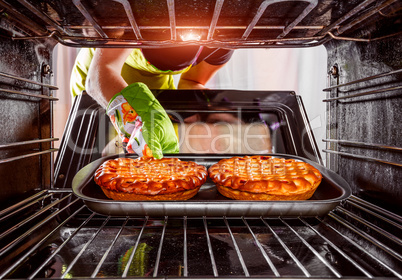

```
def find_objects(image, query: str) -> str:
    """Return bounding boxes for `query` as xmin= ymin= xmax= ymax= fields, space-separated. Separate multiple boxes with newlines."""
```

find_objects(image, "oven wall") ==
xmin=0 ymin=22 xmax=56 ymax=207
xmin=324 ymin=35 xmax=402 ymax=210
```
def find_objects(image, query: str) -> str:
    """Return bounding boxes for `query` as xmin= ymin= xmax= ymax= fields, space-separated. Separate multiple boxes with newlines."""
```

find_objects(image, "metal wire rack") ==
xmin=0 ymin=190 xmax=401 ymax=279
xmin=0 ymin=72 xmax=59 ymax=164
xmin=0 ymin=70 xmax=58 ymax=188
xmin=323 ymin=67 xmax=402 ymax=169
xmin=2 ymin=0 xmax=402 ymax=48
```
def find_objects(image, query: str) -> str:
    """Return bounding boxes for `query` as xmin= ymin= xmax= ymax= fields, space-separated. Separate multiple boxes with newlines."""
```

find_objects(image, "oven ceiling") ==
xmin=1 ymin=0 xmax=401 ymax=48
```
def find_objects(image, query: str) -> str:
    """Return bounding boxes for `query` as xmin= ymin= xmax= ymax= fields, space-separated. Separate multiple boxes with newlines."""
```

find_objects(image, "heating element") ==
xmin=0 ymin=191 xmax=401 ymax=279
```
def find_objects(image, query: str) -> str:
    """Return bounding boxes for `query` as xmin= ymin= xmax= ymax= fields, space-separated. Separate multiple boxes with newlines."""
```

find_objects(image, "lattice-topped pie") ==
xmin=94 ymin=157 xmax=208 ymax=200
xmin=208 ymin=155 xmax=322 ymax=200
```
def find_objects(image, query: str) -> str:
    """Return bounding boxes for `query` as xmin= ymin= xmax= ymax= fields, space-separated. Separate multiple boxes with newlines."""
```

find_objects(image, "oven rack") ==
xmin=0 ymin=190 xmax=400 ymax=279
xmin=322 ymin=64 xmax=402 ymax=210
xmin=0 ymin=70 xmax=59 ymax=188
xmin=323 ymin=67 xmax=402 ymax=169
xmin=3 ymin=0 xmax=401 ymax=48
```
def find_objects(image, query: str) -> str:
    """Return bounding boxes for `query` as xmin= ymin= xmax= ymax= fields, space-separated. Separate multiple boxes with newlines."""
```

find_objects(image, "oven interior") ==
xmin=0 ymin=0 xmax=401 ymax=279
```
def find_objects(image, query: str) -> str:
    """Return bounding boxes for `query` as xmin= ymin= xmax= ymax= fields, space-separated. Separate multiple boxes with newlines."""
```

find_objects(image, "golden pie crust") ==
xmin=94 ymin=157 xmax=208 ymax=200
xmin=208 ymin=155 xmax=322 ymax=200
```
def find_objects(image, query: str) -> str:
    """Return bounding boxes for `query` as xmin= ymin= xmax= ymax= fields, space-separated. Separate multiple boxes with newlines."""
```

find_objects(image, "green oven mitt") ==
xmin=106 ymin=82 xmax=179 ymax=159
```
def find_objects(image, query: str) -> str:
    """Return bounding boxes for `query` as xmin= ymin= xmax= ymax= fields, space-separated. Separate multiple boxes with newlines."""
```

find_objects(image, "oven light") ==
xmin=180 ymin=30 xmax=201 ymax=41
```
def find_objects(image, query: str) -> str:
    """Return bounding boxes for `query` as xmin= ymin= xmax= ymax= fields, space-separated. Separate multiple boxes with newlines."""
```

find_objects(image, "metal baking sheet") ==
xmin=72 ymin=154 xmax=352 ymax=217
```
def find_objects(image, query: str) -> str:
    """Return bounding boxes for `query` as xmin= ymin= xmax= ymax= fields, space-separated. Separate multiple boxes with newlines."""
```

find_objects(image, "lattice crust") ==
xmin=94 ymin=157 xmax=208 ymax=197
xmin=208 ymin=156 xmax=322 ymax=200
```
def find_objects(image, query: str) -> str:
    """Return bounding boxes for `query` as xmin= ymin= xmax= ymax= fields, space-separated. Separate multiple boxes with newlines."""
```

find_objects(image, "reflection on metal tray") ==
xmin=72 ymin=154 xmax=351 ymax=217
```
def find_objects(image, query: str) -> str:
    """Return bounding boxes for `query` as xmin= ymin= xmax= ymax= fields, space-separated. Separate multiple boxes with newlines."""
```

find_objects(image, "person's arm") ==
xmin=85 ymin=48 xmax=179 ymax=158
xmin=178 ymin=60 xmax=226 ymax=89
xmin=86 ymin=48 xmax=133 ymax=108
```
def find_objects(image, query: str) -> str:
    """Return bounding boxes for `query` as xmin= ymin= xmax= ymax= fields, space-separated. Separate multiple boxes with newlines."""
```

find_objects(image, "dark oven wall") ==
xmin=324 ymin=35 xmax=402 ymax=211
xmin=0 ymin=16 xmax=57 ymax=208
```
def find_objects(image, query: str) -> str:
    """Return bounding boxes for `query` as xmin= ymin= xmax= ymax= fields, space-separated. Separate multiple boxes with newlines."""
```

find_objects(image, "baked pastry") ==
xmin=208 ymin=155 xmax=322 ymax=200
xmin=94 ymin=157 xmax=207 ymax=200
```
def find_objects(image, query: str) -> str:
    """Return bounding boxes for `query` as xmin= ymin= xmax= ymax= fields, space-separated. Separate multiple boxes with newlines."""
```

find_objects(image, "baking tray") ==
xmin=72 ymin=154 xmax=352 ymax=217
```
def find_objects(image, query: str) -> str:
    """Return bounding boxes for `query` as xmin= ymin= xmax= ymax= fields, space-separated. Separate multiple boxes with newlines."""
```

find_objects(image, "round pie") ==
xmin=208 ymin=155 xmax=322 ymax=200
xmin=94 ymin=157 xmax=208 ymax=200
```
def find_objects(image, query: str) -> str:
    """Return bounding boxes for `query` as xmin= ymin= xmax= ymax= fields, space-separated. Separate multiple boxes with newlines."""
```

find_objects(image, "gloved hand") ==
xmin=106 ymin=82 xmax=179 ymax=159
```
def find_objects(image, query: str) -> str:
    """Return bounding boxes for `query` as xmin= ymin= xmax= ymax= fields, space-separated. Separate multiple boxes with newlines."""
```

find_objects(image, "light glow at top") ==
xmin=180 ymin=31 xmax=201 ymax=41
